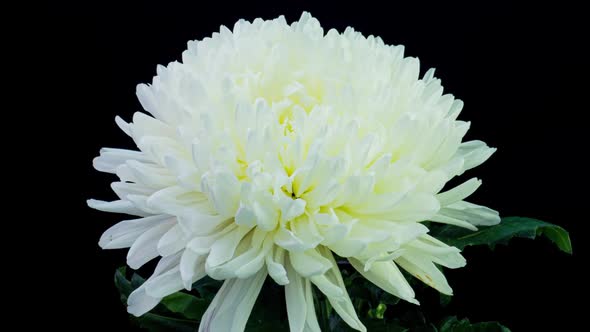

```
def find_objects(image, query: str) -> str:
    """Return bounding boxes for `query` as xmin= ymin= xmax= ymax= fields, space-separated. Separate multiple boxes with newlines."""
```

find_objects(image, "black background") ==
xmin=45 ymin=1 xmax=583 ymax=331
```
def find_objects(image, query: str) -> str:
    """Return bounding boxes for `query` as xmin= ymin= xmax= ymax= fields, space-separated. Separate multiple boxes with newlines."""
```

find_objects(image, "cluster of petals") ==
xmin=89 ymin=12 xmax=498 ymax=332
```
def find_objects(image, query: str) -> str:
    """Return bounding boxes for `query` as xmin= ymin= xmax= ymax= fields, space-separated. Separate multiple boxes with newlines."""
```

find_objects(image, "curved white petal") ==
xmin=436 ymin=178 xmax=481 ymax=206
xmin=180 ymin=249 xmax=206 ymax=290
xmin=115 ymin=115 xmax=131 ymax=136
xmin=439 ymin=201 xmax=501 ymax=226
xmin=111 ymin=181 xmax=155 ymax=200
xmin=127 ymin=221 xmax=175 ymax=269
xmin=126 ymin=160 xmax=176 ymax=189
xmin=455 ymin=140 xmax=496 ymax=175
xmin=93 ymin=148 xmax=150 ymax=174
xmin=285 ymin=258 xmax=321 ymax=332
xmin=127 ymin=254 xmax=181 ymax=316
xmin=99 ymin=215 xmax=171 ymax=249
xmin=127 ymin=286 xmax=161 ymax=317
xmin=206 ymin=226 xmax=252 ymax=267
xmin=289 ymin=249 xmax=332 ymax=277
xmin=157 ymin=224 xmax=188 ymax=257
xmin=311 ymin=247 xmax=366 ymax=332
xmin=430 ymin=213 xmax=478 ymax=231
xmin=198 ymin=270 xmax=267 ymax=332
xmin=144 ymin=266 xmax=184 ymax=298
xmin=395 ymin=252 xmax=453 ymax=295
xmin=87 ymin=199 xmax=150 ymax=217
xmin=266 ymin=246 xmax=289 ymax=285
xmin=405 ymin=235 xmax=466 ymax=269
xmin=349 ymin=258 xmax=418 ymax=304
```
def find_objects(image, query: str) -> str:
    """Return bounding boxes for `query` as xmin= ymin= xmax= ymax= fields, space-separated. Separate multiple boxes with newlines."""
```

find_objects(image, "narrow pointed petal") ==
xmin=440 ymin=201 xmax=501 ymax=226
xmin=144 ymin=267 xmax=184 ymax=298
xmin=99 ymin=215 xmax=172 ymax=249
xmin=87 ymin=199 xmax=150 ymax=217
xmin=127 ymin=222 xmax=175 ymax=269
xmin=207 ymin=226 xmax=252 ymax=267
xmin=266 ymin=246 xmax=289 ymax=285
xmin=157 ymin=224 xmax=188 ymax=257
xmin=127 ymin=286 xmax=161 ymax=317
xmin=456 ymin=141 xmax=496 ymax=175
xmin=349 ymin=258 xmax=418 ymax=304
xmin=289 ymin=248 xmax=332 ymax=277
xmin=198 ymin=270 xmax=267 ymax=332
xmin=285 ymin=258 xmax=321 ymax=332
xmin=180 ymin=249 xmax=206 ymax=290
xmin=406 ymin=235 xmax=466 ymax=269
xmin=395 ymin=253 xmax=454 ymax=295
xmin=312 ymin=247 xmax=366 ymax=332
xmin=430 ymin=214 xmax=479 ymax=231
xmin=436 ymin=178 xmax=481 ymax=206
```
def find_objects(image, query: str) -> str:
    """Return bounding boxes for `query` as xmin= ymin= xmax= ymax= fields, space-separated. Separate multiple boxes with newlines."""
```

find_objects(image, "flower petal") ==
xmin=349 ymin=258 xmax=418 ymax=305
xmin=198 ymin=270 xmax=267 ymax=332
xmin=99 ymin=215 xmax=172 ymax=249
xmin=157 ymin=224 xmax=188 ymax=257
xmin=206 ymin=226 xmax=252 ymax=267
xmin=127 ymin=254 xmax=180 ymax=316
xmin=289 ymin=248 xmax=332 ymax=277
xmin=439 ymin=201 xmax=500 ymax=226
xmin=455 ymin=140 xmax=496 ymax=175
xmin=87 ymin=199 xmax=150 ymax=217
xmin=266 ymin=246 xmax=289 ymax=285
xmin=111 ymin=181 xmax=155 ymax=200
xmin=93 ymin=148 xmax=151 ymax=174
xmin=127 ymin=221 xmax=175 ymax=269
xmin=312 ymin=247 xmax=366 ymax=332
xmin=180 ymin=248 xmax=206 ymax=290
xmin=395 ymin=252 xmax=453 ymax=295
xmin=285 ymin=258 xmax=321 ymax=332
xmin=436 ymin=178 xmax=481 ymax=206
xmin=406 ymin=235 xmax=466 ymax=269
xmin=144 ymin=266 xmax=184 ymax=298
xmin=127 ymin=286 xmax=161 ymax=317
xmin=206 ymin=229 xmax=269 ymax=280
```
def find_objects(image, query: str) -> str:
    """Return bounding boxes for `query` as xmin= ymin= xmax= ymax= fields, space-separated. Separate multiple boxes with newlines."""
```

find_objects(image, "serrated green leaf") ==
xmin=431 ymin=217 xmax=572 ymax=253
xmin=439 ymin=316 xmax=510 ymax=332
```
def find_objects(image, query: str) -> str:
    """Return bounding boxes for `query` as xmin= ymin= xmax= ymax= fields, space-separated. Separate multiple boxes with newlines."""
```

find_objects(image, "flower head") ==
xmin=89 ymin=12 xmax=499 ymax=332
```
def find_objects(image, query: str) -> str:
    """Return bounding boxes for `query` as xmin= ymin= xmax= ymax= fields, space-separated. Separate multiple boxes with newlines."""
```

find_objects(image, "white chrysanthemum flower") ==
xmin=89 ymin=12 xmax=499 ymax=332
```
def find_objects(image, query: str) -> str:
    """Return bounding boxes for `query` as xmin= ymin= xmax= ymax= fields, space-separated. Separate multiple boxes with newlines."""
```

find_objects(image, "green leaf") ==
xmin=432 ymin=217 xmax=572 ymax=253
xmin=439 ymin=316 xmax=510 ymax=332
xmin=131 ymin=271 xmax=146 ymax=289
xmin=192 ymin=276 xmax=223 ymax=301
xmin=161 ymin=292 xmax=208 ymax=320
xmin=114 ymin=267 xmax=133 ymax=303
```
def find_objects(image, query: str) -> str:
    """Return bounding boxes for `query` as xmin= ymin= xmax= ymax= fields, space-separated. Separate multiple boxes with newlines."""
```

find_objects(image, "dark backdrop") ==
xmin=47 ymin=2 xmax=583 ymax=331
